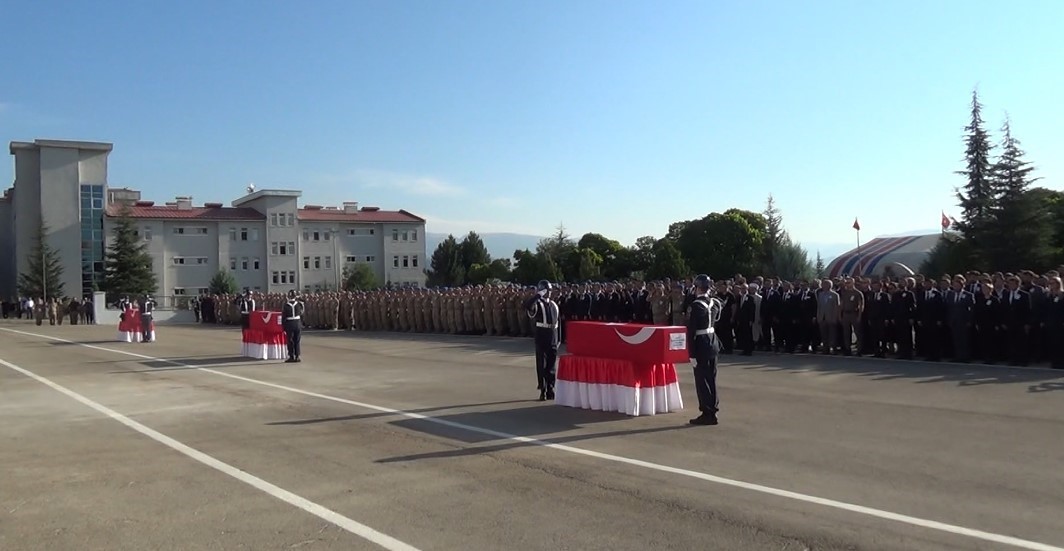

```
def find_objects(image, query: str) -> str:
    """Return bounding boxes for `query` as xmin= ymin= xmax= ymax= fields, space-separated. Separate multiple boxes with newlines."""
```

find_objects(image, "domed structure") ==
xmin=825 ymin=233 xmax=942 ymax=278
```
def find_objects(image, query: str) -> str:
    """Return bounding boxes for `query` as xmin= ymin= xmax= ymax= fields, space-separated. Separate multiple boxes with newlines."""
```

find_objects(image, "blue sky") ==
xmin=2 ymin=0 xmax=1062 ymax=259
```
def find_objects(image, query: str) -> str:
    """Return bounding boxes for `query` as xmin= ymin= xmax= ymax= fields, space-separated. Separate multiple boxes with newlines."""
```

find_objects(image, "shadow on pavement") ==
xmin=265 ymin=399 xmax=535 ymax=426
xmin=109 ymin=356 xmax=264 ymax=372
xmin=376 ymin=422 xmax=692 ymax=464
xmin=48 ymin=339 xmax=138 ymax=346
xmin=726 ymin=352 xmax=1064 ymax=392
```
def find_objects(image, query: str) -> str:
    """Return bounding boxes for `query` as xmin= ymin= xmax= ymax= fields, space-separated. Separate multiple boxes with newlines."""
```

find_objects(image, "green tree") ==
xmin=646 ymin=238 xmax=688 ymax=280
xmin=342 ymin=263 xmax=378 ymax=290
xmin=17 ymin=220 xmax=65 ymax=300
xmin=101 ymin=207 xmax=157 ymax=303
xmin=487 ymin=258 xmax=513 ymax=280
xmin=921 ymin=234 xmax=970 ymax=276
xmin=629 ymin=236 xmax=657 ymax=274
xmin=953 ymin=89 xmax=995 ymax=267
xmin=208 ymin=269 xmax=238 ymax=295
xmin=760 ymin=194 xmax=786 ymax=274
xmin=986 ymin=118 xmax=1050 ymax=270
xmin=428 ymin=234 xmax=465 ymax=286
xmin=814 ymin=251 xmax=825 ymax=277
xmin=673 ymin=211 xmax=764 ymax=277
xmin=459 ymin=231 xmax=491 ymax=272
xmin=1026 ymin=187 xmax=1064 ymax=263
xmin=771 ymin=239 xmax=816 ymax=280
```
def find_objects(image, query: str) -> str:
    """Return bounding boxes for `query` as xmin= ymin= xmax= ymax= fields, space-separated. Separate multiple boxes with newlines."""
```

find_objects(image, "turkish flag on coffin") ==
xmin=565 ymin=322 xmax=689 ymax=365
xmin=250 ymin=311 xmax=284 ymax=335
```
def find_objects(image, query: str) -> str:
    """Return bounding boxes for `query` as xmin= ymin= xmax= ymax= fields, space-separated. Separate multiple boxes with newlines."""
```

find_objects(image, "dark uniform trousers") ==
xmin=283 ymin=301 xmax=302 ymax=360
xmin=691 ymin=333 xmax=720 ymax=414
xmin=534 ymin=326 xmax=558 ymax=391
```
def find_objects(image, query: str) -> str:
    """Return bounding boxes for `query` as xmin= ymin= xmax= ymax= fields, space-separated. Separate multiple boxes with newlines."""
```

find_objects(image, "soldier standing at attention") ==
xmin=687 ymin=274 xmax=721 ymax=426
xmin=524 ymin=280 xmax=560 ymax=401
xmin=237 ymin=289 xmax=255 ymax=331
xmin=838 ymin=278 xmax=864 ymax=356
xmin=138 ymin=294 xmax=156 ymax=343
xmin=282 ymin=290 xmax=304 ymax=363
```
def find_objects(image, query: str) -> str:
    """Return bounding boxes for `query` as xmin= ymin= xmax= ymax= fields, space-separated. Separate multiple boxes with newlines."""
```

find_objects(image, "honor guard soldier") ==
xmin=138 ymin=294 xmax=156 ymax=343
xmin=524 ymin=280 xmax=560 ymax=401
xmin=687 ymin=274 xmax=722 ymax=425
xmin=282 ymin=290 xmax=305 ymax=363
xmin=236 ymin=289 xmax=256 ymax=330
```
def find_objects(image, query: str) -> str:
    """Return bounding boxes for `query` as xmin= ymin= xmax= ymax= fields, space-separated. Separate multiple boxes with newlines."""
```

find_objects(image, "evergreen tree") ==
xmin=17 ymin=220 xmax=65 ymax=300
xmin=428 ymin=234 xmax=465 ymax=286
xmin=208 ymin=269 xmax=238 ymax=295
xmin=459 ymin=231 xmax=491 ymax=272
xmin=987 ymin=117 xmax=1050 ymax=269
xmin=814 ymin=251 xmax=825 ymax=277
xmin=772 ymin=238 xmax=815 ymax=280
xmin=953 ymin=89 xmax=995 ymax=266
xmin=761 ymin=194 xmax=785 ymax=274
xmin=342 ymin=263 xmax=378 ymax=290
xmin=102 ymin=208 xmax=157 ymax=302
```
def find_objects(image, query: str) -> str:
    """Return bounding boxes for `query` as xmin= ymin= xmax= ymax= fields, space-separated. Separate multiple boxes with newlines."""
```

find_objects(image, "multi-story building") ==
xmin=1 ymin=139 xmax=427 ymax=300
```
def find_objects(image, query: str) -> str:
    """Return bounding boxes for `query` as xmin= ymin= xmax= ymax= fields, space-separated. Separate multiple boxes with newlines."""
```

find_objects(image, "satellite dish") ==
xmin=246 ymin=182 xmax=256 ymax=194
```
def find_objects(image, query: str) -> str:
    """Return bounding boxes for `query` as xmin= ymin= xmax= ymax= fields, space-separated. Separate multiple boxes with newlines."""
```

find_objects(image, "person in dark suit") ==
xmin=779 ymin=281 xmax=802 ymax=353
xmin=945 ymin=276 xmax=975 ymax=362
xmin=1044 ymin=277 xmax=1064 ymax=369
xmin=687 ymin=274 xmax=722 ymax=426
xmin=916 ymin=280 xmax=945 ymax=361
xmin=799 ymin=281 xmax=819 ymax=353
xmin=891 ymin=280 xmax=917 ymax=360
xmin=1001 ymin=276 xmax=1031 ymax=366
xmin=714 ymin=281 xmax=736 ymax=354
xmin=973 ymin=282 xmax=1002 ymax=363
xmin=734 ymin=283 xmax=757 ymax=356
xmin=865 ymin=280 xmax=891 ymax=358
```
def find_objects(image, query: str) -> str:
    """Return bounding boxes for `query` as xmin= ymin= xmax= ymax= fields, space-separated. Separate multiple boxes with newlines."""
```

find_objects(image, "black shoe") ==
xmin=295 ymin=357 xmax=302 ymax=363
xmin=285 ymin=358 xmax=296 ymax=363
xmin=689 ymin=413 xmax=718 ymax=426
xmin=545 ymin=389 xmax=555 ymax=400
xmin=538 ymin=391 xmax=546 ymax=402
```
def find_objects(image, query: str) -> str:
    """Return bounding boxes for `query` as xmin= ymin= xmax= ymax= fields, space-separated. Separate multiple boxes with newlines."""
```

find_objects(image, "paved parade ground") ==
xmin=1 ymin=322 xmax=1062 ymax=551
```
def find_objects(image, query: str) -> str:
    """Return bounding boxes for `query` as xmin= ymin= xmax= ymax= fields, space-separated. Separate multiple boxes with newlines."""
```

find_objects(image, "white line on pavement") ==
xmin=4 ymin=327 xmax=1063 ymax=551
xmin=0 ymin=354 xmax=421 ymax=551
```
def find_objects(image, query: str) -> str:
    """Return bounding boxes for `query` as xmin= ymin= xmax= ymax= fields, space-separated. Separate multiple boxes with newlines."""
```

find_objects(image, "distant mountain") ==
xmin=425 ymin=232 xmax=546 ymax=261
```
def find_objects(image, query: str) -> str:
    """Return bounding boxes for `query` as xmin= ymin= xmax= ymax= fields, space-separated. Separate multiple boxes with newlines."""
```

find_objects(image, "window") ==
xmin=230 ymin=227 xmax=237 ymax=241
xmin=174 ymin=226 xmax=208 ymax=235
xmin=412 ymin=255 xmax=419 ymax=268
xmin=302 ymin=230 xmax=309 ymax=241
xmin=197 ymin=288 xmax=209 ymax=295
xmin=288 ymin=271 xmax=296 ymax=283
xmin=141 ymin=227 xmax=153 ymax=241
xmin=313 ymin=256 xmax=321 ymax=270
xmin=303 ymin=256 xmax=310 ymax=270
xmin=270 ymin=213 xmax=278 ymax=226
xmin=402 ymin=231 xmax=408 ymax=241
xmin=393 ymin=255 xmax=400 ymax=268
xmin=402 ymin=255 xmax=409 ymax=268
xmin=286 ymin=213 xmax=294 ymax=226
xmin=347 ymin=228 xmax=375 ymax=236
xmin=230 ymin=257 xmax=237 ymax=270
xmin=271 ymin=242 xmax=279 ymax=255
xmin=253 ymin=258 xmax=260 ymax=270
xmin=274 ymin=241 xmax=294 ymax=255
xmin=324 ymin=256 xmax=332 ymax=269
xmin=173 ymin=288 xmax=187 ymax=296
xmin=345 ymin=255 xmax=358 ymax=263
xmin=280 ymin=271 xmax=288 ymax=284
xmin=241 ymin=257 xmax=249 ymax=270
xmin=392 ymin=229 xmax=399 ymax=241
xmin=366 ymin=255 xmax=376 ymax=262
xmin=324 ymin=231 xmax=331 ymax=241
xmin=272 ymin=271 xmax=279 ymax=284
xmin=288 ymin=241 xmax=295 ymax=255
xmin=173 ymin=256 xmax=208 ymax=266
xmin=411 ymin=230 xmax=417 ymax=241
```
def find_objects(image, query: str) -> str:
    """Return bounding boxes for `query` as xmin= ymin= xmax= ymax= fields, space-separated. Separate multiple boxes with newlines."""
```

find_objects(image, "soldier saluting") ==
xmin=687 ymin=274 xmax=722 ymax=426
xmin=138 ymin=294 xmax=156 ymax=343
xmin=523 ymin=280 xmax=560 ymax=401
xmin=282 ymin=290 xmax=305 ymax=363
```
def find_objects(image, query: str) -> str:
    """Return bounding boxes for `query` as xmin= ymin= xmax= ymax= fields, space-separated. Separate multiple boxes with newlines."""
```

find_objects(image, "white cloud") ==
xmin=421 ymin=213 xmax=542 ymax=236
xmin=343 ymin=169 xmax=465 ymax=197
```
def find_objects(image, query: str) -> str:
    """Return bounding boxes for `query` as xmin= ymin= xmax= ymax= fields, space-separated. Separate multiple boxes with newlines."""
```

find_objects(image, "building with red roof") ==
xmin=2 ymin=139 xmax=427 ymax=300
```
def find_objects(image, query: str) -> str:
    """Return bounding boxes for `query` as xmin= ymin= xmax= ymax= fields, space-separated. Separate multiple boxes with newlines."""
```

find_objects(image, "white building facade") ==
xmin=1 ymin=139 xmax=427 ymax=301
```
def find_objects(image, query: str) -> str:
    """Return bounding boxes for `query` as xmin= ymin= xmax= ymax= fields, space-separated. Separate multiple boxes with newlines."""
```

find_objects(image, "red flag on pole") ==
xmin=852 ymin=218 xmax=860 ymax=231
xmin=941 ymin=212 xmax=951 ymax=230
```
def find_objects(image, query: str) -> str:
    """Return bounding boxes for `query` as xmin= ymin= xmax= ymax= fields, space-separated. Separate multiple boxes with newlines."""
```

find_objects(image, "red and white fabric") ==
xmin=117 ymin=308 xmax=156 ymax=343
xmin=555 ymin=355 xmax=683 ymax=416
xmin=240 ymin=311 xmax=287 ymax=360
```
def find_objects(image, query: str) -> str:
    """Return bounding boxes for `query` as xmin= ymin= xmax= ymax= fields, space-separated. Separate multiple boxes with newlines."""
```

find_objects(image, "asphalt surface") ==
xmin=1 ymin=321 xmax=1062 ymax=551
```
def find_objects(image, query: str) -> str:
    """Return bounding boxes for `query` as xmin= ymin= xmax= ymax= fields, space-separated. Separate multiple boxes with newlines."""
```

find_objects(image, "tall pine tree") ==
xmin=760 ymin=194 xmax=785 ymax=274
xmin=814 ymin=251 xmax=825 ymax=277
xmin=427 ymin=234 xmax=465 ymax=286
xmin=17 ymin=220 xmax=65 ymax=300
xmin=953 ymin=89 xmax=995 ymax=267
xmin=102 ymin=207 xmax=157 ymax=302
xmin=987 ymin=117 xmax=1049 ymax=270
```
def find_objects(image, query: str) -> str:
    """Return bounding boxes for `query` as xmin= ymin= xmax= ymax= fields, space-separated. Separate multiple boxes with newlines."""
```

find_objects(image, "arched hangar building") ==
xmin=825 ymin=233 xmax=943 ymax=278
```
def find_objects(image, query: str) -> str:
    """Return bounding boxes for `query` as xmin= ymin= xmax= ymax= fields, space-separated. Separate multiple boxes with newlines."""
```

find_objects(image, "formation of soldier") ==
xmin=1 ymin=296 xmax=95 ymax=325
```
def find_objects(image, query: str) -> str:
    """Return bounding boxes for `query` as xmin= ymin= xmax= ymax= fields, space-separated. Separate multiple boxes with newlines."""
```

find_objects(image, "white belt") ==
xmin=285 ymin=316 xmax=301 ymax=321
xmin=536 ymin=322 xmax=557 ymax=328
xmin=695 ymin=328 xmax=714 ymax=335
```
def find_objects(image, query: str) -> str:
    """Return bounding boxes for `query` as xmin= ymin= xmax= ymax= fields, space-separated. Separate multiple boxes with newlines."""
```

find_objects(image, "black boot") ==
xmin=689 ymin=412 xmax=718 ymax=426
xmin=545 ymin=387 xmax=555 ymax=400
xmin=538 ymin=390 xmax=546 ymax=402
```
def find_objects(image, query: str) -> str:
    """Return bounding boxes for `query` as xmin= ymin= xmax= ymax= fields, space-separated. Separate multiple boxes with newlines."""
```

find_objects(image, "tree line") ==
xmin=925 ymin=90 xmax=1064 ymax=274
xmin=427 ymin=195 xmax=820 ymax=286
